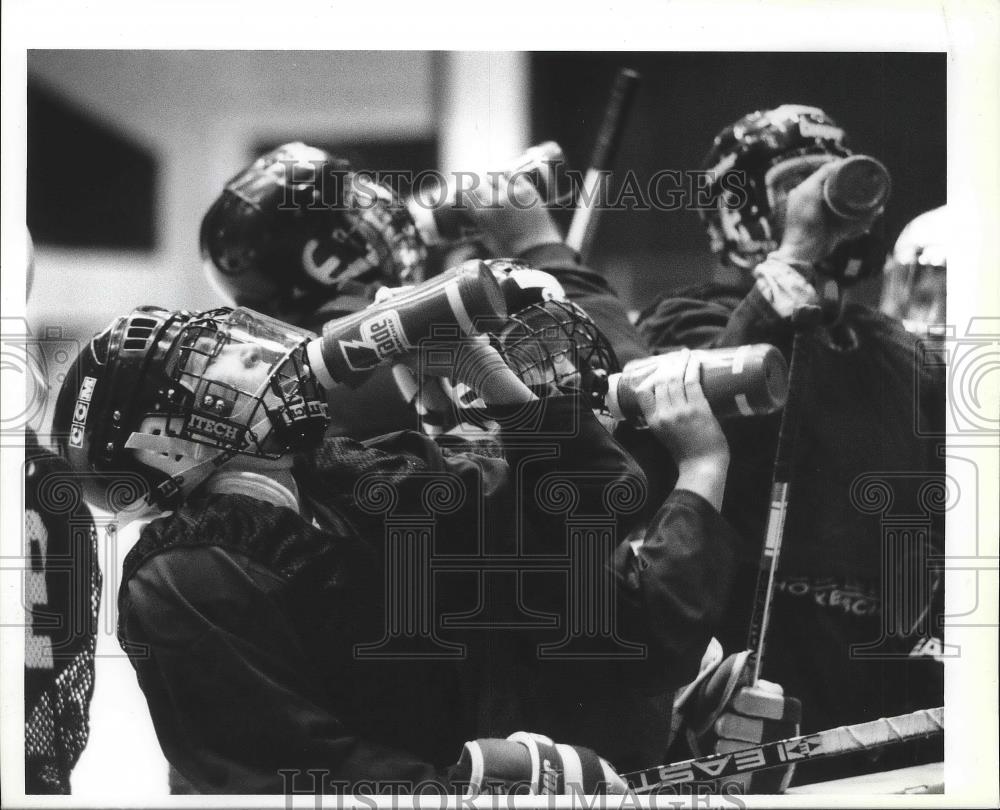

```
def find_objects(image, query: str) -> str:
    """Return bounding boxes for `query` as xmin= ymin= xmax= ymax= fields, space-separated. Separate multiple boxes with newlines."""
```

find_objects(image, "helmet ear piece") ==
xmin=127 ymin=416 xmax=214 ymax=478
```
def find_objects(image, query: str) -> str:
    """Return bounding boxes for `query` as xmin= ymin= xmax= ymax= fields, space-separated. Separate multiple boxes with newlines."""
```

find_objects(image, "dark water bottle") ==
xmin=306 ymin=260 xmax=507 ymax=389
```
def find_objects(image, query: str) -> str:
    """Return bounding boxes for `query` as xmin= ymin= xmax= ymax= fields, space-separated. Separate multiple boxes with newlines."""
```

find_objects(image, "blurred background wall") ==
xmin=26 ymin=51 xmax=439 ymax=340
xmin=22 ymin=49 xmax=945 ymax=799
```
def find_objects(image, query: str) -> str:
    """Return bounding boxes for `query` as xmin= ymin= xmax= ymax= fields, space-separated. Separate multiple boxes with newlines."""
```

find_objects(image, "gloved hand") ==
xmin=680 ymin=648 xmax=802 ymax=794
xmin=752 ymin=257 xmax=820 ymax=319
xmin=773 ymin=159 xmax=879 ymax=267
xmin=465 ymin=172 xmax=564 ymax=257
xmin=452 ymin=732 xmax=627 ymax=796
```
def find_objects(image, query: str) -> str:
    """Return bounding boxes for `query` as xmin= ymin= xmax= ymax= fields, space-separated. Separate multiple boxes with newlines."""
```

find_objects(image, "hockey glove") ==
xmin=681 ymin=648 xmax=802 ymax=794
xmin=453 ymin=731 xmax=627 ymax=796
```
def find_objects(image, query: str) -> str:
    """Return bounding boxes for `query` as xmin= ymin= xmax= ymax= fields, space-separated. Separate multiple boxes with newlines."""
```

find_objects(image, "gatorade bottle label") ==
xmin=339 ymin=310 xmax=412 ymax=372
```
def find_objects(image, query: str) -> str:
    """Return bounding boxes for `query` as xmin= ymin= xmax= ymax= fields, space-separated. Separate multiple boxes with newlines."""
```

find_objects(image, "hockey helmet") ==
xmin=700 ymin=104 xmax=880 ymax=284
xmin=201 ymin=142 xmax=426 ymax=324
xmin=881 ymin=205 xmax=947 ymax=328
xmin=53 ymin=305 xmax=328 ymax=517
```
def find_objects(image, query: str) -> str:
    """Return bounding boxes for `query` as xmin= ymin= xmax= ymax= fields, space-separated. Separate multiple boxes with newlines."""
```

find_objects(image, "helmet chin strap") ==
xmin=112 ymin=447 xmax=237 ymax=529
xmin=116 ymin=413 xmax=282 ymax=529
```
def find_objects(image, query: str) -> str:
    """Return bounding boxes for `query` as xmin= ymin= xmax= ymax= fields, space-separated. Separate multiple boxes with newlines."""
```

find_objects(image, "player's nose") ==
xmin=239 ymin=344 xmax=263 ymax=368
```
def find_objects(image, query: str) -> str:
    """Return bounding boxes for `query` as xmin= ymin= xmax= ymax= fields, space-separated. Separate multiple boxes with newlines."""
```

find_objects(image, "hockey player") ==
xmin=200 ymin=142 xmax=425 ymax=331
xmin=51 ymin=299 xmax=740 ymax=793
xmin=482 ymin=285 xmax=805 ymax=793
xmin=200 ymin=142 xmax=426 ymax=439
xmin=635 ymin=105 xmax=946 ymax=784
xmin=24 ymin=426 xmax=101 ymax=793
xmin=421 ymin=173 xmax=804 ymax=793
xmin=419 ymin=283 xmax=746 ymax=769
xmin=23 ymin=231 xmax=101 ymax=793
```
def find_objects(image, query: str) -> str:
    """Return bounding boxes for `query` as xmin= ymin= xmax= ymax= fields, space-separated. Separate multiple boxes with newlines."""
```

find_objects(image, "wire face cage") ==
xmin=494 ymin=299 xmax=620 ymax=408
xmin=163 ymin=307 xmax=329 ymax=457
xmin=402 ymin=299 xmax=621 ymax=441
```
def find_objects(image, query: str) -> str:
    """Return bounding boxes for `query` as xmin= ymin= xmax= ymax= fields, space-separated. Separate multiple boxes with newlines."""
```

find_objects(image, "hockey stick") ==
xmin=745 ymin=305 xmax=822 ymax=685
xmin=623 ymin=707 xmax=944 ymax=793
xmin=565 ymin=68 xmax=641 ymax=263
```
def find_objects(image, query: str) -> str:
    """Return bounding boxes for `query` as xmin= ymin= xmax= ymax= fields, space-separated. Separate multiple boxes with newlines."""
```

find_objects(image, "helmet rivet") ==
xmin=167 ymin=389 xmax=175 ymax=399
xmin=112 ymin=410 xmax=122 ymax=422
xmin=106 ymin=442 xmax=115 ymax=454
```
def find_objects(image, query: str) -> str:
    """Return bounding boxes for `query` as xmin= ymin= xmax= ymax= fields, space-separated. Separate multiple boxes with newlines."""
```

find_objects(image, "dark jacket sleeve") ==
xmin=638 ymin=283 xmax=790 ymax=351
xmin=518 ymin=242 xmax=650 ymax=364
xmin=612 ymin=489 xmax=740 ymax=689
xmin=120 ymin=541 xmax=451 ymax=794
xmin=706 ymin=286 xmax=792 ymax=348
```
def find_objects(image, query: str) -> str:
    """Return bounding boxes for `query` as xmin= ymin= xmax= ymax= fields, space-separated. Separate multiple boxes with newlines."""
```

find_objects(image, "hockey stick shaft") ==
xmin=624 ymin=707 xmax=944 ymax=793
xmin=746 ymin=306 xmax=822 ymax=684
xmin=565 ymin=68 xmax=641 ymax=261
